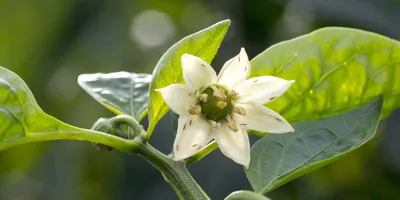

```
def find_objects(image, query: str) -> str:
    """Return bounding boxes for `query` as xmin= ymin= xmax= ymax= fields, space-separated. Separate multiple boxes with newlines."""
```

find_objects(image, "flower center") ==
xmin=198 ymin=84 xmax=235 ymax=121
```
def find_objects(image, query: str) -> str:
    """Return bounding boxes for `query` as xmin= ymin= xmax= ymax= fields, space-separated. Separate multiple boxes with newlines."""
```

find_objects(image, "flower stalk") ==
xmin=91 ymin=116 xmax=209 ymax=199
xmin=136 ymin=142 xmax=210 ymax=200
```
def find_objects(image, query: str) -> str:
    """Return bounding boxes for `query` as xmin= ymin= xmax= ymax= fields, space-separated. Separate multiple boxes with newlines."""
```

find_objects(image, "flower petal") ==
xmin=215 ymin=123 xmax=250 ymax=168
xmin=156 ymin=84 xmax=196 ymax=115
xmin=217 ymin=48 xmax=251 ymax=89
xmin=236 ymin=76 xmax=295 ymax=104
xmin=235 ymin=103 xmax=294 ymax=134
xmin=181 ymin=54 xmax=217 ymax=90
xmin=173 ymin=115 xmax=213 ymax=161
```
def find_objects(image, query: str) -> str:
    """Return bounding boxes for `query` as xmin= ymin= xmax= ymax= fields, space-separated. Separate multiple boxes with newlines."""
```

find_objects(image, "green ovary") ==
xmin=199 ymin=85 xmax=234 ymax=121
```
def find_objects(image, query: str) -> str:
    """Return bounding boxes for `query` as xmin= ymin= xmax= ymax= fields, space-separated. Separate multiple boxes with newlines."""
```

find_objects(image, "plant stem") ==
xmin=136 ymin=142 xmax=210 ymax=200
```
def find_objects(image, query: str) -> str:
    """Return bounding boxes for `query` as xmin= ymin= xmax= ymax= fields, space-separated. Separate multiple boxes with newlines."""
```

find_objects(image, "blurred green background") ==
xmin=1 ymin=0 xmax=400 ymax=199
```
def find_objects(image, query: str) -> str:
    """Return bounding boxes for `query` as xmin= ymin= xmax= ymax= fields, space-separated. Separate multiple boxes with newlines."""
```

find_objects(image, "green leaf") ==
xmin=224 ymin=190 xmax=271 ymax=200
xmin=147 ymin=20 xmax=231 ymax=139
xmin=78 ymin=72 xmax=151 ymax=120
xmin=0 ymin=66 xmax=135 ymax=152
xmin=245 ymin=97 xmax=382 ymax=194
xmin=250 ymin=27 xmax=400 ymax=124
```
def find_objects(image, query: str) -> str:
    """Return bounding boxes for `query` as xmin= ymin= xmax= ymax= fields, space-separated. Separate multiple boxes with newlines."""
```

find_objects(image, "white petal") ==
xmin=156 ymin=84 xmax=196 ymax=115
xmin=181 ymin=54 xmax=217 ymax=90
xmin=215 ymin=123 xmax=250 ymax=168
xmin=173 ymin=115 xmax=213 ymax=161
xmin=236 ymin=76 xmax=295 ymax=104
xmin=217 ymin=48 xmax=251 ymax=89
xmin=235 ymin=103 xmax=294 ymax=134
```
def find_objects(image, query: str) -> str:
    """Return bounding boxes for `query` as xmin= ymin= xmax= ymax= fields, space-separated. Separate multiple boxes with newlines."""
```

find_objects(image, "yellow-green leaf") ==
xmin=251 ymin=27 xmax=400 ymax=124
xmin=0 ymin=66 xmax=135 ymax=152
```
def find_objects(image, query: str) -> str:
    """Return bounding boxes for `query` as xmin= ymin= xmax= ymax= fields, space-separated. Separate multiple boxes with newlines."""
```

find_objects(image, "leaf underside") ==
xmin=78 ymin=71 xmax=151 ymax=120
xmin=245 ymin=97 xmax=382 ymax=194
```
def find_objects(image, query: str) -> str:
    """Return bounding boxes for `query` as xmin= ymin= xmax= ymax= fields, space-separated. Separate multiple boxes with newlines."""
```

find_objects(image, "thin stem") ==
xmin=109 ymin=115 xmax=143 ymax=139
xmin=0 ymin=115 xmax=209 ymax=200
xmin=0 ymin=128 xmax=139 ymax=153
xmin=136 ymin=142 xmax=210 ymax=200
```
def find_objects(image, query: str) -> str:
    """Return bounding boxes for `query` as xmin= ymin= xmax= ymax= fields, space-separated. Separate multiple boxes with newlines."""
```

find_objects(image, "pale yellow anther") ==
xmin=225 ymin=115 xmax=238 ymax=132
xmin=228 ymin=90 xmax=238 ymax=97
xmin=199 ymin=93 xmax=208 ymax=102
xmin=234 ymin=106 xmax=246 ymax=116
xmin=209 ymin=120 xmax=221 ymax=128
xmin=188 ymin=105 xmax=201 ymax=115
xmin=210 ymin=85 xmax=226 ymax=100
xmin=216 ymin=101 xmax=227 ymax=109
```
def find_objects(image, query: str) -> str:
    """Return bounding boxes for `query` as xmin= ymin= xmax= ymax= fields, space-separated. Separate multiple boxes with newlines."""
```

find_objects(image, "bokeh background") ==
xmin=0 ymin=0 xmax=400 ymax=199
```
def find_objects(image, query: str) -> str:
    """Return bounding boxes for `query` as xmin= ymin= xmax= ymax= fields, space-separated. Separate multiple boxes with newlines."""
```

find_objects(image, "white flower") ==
xmin=156 ymin=48 xmax=295 ymax=168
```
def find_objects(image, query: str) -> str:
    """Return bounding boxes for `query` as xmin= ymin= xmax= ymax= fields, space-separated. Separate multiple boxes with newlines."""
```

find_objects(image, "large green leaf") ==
xmin=0 ymin=66 xmax=135 ymax=152
xmin=250 ymin=27 xmax=400 ymax=123
xmin=224 ymin=190 xmax=271 ymax=200
xmin=245 ymin=97 xmax=382 ymax=194
xmin=147 ymin=20 xmax=231 ymax=139
xmin=78 ymin=72 xmax=151 ymax=120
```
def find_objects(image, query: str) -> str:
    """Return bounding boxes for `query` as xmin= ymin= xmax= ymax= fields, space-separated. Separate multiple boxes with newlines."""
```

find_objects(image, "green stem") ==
xmin=109 ymin=115 xmax=143 ymax=139
xmin=136 ymin=142 xmax=210 ymax=200
xmin=0 ymin=115 xmax=209 ymax=200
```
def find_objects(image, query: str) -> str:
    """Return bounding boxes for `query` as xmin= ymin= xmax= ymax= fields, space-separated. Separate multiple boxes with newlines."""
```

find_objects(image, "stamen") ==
xmin=216 ymin=101 xmax=227 ymax=109
xmin=234 ymin=106 xmax=246 ymax=116
xmin=188 ymin=105 xmax=201 ymax=115
xmin=199 ymin=93 xmax=208 ymax=102
xmin=209 ymin=120 xmax=221 ymax=128
xmin=225 ymin=115 xmax=238 ymax=132
xmin=228 ymin=90 xmax=238 ymax=97
xmin=210 ymin=85 xmax=226 ymax=100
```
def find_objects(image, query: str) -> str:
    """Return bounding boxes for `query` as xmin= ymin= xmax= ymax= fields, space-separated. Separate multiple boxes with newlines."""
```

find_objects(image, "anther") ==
xmin=210 ymin=85 xmax=226 ymax=100
xmin=225 ymin=115 xmax=238 ymax=132
xmin=216 ymin=101 xmax=227 ymax=109
xmin=199 ymin=93 xmax=208 ymax=102
xmin=188 ymin=105 xmax=201 ymax=115
xmin=228 ymin=90 xmax=238 ymax=97
xmin=209 ymin=120 xmax=221 ymax=128
xmin=234 ymin=106 xmax=246 ymax=116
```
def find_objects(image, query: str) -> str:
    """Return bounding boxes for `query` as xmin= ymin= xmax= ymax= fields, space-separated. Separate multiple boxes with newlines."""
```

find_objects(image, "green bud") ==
xmin=91 ymin=118 xmax=116 ymax=151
